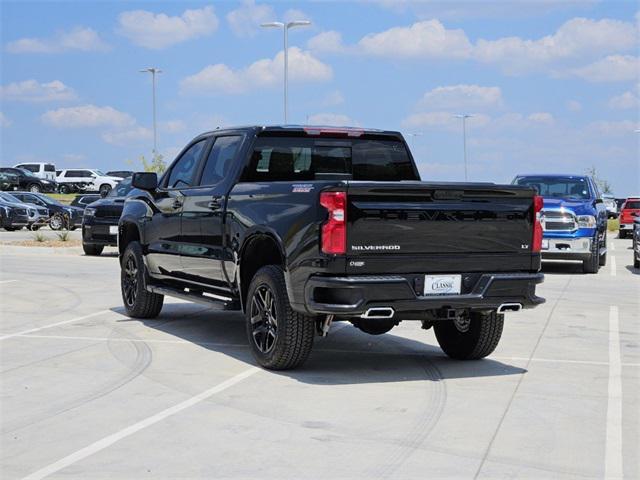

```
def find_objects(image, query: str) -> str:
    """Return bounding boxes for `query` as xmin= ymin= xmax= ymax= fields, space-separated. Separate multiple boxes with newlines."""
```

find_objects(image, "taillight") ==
xmin=320 ymin=191 xmax=346 ymax=254
xmin=532 ymin=195 xmax=544 ymax=253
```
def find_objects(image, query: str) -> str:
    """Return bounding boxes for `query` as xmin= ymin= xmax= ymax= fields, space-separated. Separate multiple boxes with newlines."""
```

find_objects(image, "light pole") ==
xmin=140 ymin=67 xmax=162 ymax=155
xmin=454 ymin=114 xmax=472 ymax=181
xmin=261 ymin=20 xmax=311 ymax=124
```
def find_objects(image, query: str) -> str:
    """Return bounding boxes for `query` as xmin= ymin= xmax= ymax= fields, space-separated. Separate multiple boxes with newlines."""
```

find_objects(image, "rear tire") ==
xmin=121 ymin=241 xmax=163 ymax=318
xmin=434 ymin=311 xmax=504 ymax=360
xmin=59 ymin=184 xmax=71 ymax=194
xmin=99 ymin=184 xmax=112 ymax=196
xmin=49 ymin=213 xmax=64 ymax=230
xmin=634 ymin=256 xmax=639 ymax=269
xmin=246 ymin=265 xmax=315 ymax=370
xmin=28 ymin=183 xmax=41 ymax=193
xmin=83 ymin=243 xmax=104 ymax=256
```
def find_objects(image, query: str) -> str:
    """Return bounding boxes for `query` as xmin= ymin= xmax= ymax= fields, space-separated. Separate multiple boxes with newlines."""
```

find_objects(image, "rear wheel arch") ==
xmin=239 ymin=233 xmax=286 ymax=311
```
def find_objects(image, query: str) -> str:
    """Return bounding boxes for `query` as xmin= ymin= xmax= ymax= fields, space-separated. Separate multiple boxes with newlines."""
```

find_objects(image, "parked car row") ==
xmin=1 ymin=163 xmax=133 ymax=195
xmin=0 ymin=191 xmax=83 ymax=230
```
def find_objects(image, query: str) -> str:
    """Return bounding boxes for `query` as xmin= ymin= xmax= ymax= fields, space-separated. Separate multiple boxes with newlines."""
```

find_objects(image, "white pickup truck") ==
xmin=56 ymin=169 xmax=122 ymax=195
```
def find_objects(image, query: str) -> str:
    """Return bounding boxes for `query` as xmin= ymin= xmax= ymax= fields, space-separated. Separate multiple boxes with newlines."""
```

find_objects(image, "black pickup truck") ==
xmin=119 ymin=126 xmax=544 ymax=370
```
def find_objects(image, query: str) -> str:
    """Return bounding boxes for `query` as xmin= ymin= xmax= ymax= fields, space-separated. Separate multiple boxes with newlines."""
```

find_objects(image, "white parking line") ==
xmin=0 ymin=310 xmax=110 ymax=341
xmin=610 ymin=242 xmax=615 ymax=251
xmin=0 ymin=280 xmax=18 ymax=284
xmin=22 ymin=366 xmax=260 ymax=480
xmin=605 ymin=306 xmax=623 ymax=480
xmin=610 ymin=255 xmax=617 ymax=277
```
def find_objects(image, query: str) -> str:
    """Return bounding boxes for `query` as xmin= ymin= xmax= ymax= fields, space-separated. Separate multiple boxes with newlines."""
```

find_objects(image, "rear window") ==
xmin=624 ymin=201 xmax=640 ymax=209
xmin=240 ymin=136 xmax=417 ymax=182
xmin=44 ymin=164 xmax=55 ymax=172
xmin=17 ymin=164 xmax=39 ymax=173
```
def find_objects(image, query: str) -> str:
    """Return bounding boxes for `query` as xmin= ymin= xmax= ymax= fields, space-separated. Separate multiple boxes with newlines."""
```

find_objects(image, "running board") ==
xmin=147 ymin=285 xmax=241 ymax=311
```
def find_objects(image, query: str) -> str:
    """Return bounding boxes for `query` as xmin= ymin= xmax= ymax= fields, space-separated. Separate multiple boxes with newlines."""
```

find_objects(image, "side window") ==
xmin=18 ymin=164 xmax=38 ymax=173
xmin=64 ymin=171 xmax=77 ymax=177
xmin=199 ymin=136 xmax=242 ymax=186
xmin=81 ymin=171 xmax=94 ymax=178
xmin=166 ymin=140 xmax=207 ymax=189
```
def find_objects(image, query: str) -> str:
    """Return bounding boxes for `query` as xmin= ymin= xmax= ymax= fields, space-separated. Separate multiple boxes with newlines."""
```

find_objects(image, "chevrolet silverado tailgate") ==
xmin=345 ymin=181 xmax=537 ymax=272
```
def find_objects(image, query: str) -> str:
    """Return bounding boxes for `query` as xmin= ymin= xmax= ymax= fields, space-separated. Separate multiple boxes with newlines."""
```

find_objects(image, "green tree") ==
xmin=585 ymin=166 xmax=613 ymax=194
xmin=139 ymin=152 xmax=167 ymax=174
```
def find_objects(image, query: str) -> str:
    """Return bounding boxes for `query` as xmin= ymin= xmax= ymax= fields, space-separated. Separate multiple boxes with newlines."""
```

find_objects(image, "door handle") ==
xmin=208 ymin=198 xmax=223 ymax=210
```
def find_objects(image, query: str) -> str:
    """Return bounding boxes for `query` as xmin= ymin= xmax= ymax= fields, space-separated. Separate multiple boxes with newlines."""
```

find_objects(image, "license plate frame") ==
xmin=423 ymin=275 xmax=462 ymax=296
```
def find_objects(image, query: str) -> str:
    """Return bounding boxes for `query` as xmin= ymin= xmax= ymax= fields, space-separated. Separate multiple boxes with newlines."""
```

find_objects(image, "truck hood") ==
xmin=542 ymin=197 xmax=594 ymax=216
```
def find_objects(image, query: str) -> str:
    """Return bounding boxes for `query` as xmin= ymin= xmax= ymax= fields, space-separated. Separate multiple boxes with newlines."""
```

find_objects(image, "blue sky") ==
xmin=1 ymin=0 xmax=638 ymax=195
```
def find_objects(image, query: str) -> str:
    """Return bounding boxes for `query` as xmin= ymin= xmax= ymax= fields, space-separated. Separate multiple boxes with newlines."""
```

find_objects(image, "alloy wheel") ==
xmin=122 ymin=255 xmax=138 ymax=307
xmin=250 ymin=285 xmax=278 ymax=353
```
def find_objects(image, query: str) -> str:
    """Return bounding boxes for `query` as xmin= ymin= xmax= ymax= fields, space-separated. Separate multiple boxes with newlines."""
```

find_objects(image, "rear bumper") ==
xmin=303 ymin=272 xmax=545 ymax=317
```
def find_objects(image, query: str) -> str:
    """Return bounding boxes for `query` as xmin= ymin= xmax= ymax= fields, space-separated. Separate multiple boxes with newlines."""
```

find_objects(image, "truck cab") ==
xmin=513 ymin=174 xmax=607 ymax=273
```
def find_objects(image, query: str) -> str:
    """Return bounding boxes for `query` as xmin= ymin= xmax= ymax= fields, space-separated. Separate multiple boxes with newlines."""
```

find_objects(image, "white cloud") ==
xmin=420 ymin=85 xmax=503 ymax=110
xmin=566 ymin=100 xmax=583 ymax=112
xmin=358 ymin=20 xmax=473 ymax=59
xmin=117 ymin=6 xmax=218 ymax=49
xmin=306 ymin=113 xmax=355 ymax=126
xmin=321 ymin=90 xmax=345 ymax=107
xmin=0 ymin=79 xmax=77 ymax=102
xmin=309 ymin=16 xmax=638 ymax=81
xmin=6 ymin=27 xmax=110 ymax=54
xmin=402 ymin=112 xmax=491 ymax=130
xmin=283 ymin=9 xmax=312 ymax=24
xmin=41 ymin=104 xmax=135 ymax=128
xmin=180 ymin=47 xmax=332 ymax=94
xmin=226 ymin=0 xmax=275 ymax=38
xmin=307 ymin=31 xmax=347 ymax=54
xmin=569 ymin=55 xmax=639 ymax=82
xmin=588 ymin=120 xmax=638 ymax=136
xmin=475 ymin=18 xmax=637 ymax=73
xmin=102 ymin=126 xmax=153 ymax=146
xmin=608 ymin=86 xmax=640 ymax=110
xmin=161 ymin=120 xmax=187 ymax=133
xmin=527 ymin=112 xmax=555 ymax=124
xmin=0 ymin=112 xmax=11 ymax=127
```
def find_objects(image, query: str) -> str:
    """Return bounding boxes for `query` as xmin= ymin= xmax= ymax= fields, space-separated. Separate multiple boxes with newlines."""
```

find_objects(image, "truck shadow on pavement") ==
xmin=541 ymin=261 xmax=584 ymax=275
xmin=111 ymin=304 xmax=526 ymax=385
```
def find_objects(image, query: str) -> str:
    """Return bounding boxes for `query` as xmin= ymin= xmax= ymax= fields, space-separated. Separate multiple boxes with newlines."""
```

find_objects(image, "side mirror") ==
xmin=131 ymin=172 xmax=158 ymax=191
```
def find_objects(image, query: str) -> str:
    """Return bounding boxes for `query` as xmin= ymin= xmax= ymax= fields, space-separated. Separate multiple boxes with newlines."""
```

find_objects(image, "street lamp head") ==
xmin=454 ymin=114 xmax=473 ymax=119
xmin=140 ymin=67 xmax=162 ymax=74
xmin=261 ymin=21 xmax=285 ymax=28
xmin=287 ymin=20 xmax=311 ymax=29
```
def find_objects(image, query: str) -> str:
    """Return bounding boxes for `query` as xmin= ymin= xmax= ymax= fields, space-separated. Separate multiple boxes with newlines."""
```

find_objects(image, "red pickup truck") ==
xmin=619 ymin=197 xmax=640 ymax=239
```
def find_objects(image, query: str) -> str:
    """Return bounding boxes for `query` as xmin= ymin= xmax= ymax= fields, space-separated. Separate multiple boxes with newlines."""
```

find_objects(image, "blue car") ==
xmin=513 ymin=174 xmax=608 ymax=273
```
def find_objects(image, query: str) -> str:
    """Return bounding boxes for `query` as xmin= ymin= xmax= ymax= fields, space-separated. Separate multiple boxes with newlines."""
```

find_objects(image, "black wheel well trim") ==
xmin=118 ymin=219 xmax=143 ymax=258
xmin=238 ymin=229 xmax=287 ymax=312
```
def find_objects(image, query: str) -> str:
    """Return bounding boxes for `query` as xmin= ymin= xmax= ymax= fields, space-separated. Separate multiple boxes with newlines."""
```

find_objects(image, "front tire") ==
xmin=583 ymin=236 xmax=600 ymax=274
xmin=246 ymin=265 xmax=315 ymax=370
xmin=434 ymin=311 xmax=504 ymax=360
xmin=599 ymin=233 xmax=607 ymax=267
xmin=121 ymin=241 xmax=163 ymax=318
xmin=59 ymin=184 xmax=71 ymax=194
xmin=83 ymin=243 xmax=104 ymax=256
xmin=99 ymin=184 xmax=112 ymax=196
xmin=28 ymin=183 xmax=41 ymax=193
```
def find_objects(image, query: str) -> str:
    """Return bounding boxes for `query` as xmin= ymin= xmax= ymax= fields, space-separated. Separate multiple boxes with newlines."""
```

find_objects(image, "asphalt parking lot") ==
xmin=1 ymin=238 xmax=638 ymax=479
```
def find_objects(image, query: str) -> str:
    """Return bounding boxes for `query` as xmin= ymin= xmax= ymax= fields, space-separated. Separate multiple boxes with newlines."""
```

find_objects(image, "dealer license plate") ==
xmin=424 ymin=275 xmax=462 ymax=296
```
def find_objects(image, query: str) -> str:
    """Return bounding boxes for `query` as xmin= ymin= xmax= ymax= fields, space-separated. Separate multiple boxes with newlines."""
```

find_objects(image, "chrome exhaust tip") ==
xmin=361 ymin=307 xmax=395 ymax=319
xmin=497 ymin=303 xmax=522 ymax=313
